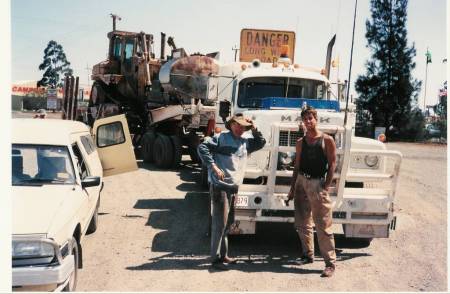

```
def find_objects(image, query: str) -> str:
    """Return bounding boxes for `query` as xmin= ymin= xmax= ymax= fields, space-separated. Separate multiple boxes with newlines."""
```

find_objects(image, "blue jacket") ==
xmin=197 ymin=129 xmax=266 ymax=186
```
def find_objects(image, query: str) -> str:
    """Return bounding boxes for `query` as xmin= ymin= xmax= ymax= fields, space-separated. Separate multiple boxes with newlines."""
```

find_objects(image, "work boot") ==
xmin=321 ymin=264 xmax=336 ymax=277
xmin=296 ymin=255 xmax=314 ymax=265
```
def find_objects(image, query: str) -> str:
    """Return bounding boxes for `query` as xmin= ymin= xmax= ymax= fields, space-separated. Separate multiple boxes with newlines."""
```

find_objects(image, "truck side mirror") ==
xmin=219 ymin=101 xmax=231 ymax=123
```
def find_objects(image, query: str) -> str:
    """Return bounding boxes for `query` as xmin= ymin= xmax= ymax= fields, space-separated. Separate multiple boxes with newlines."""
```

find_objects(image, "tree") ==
xmin=434 ymin=81 xmax=447 ymax=138
xmin=37 ymin=40 xmax=73 ymax=88
xmin=355 ymin=0 xmax=422 ymax=140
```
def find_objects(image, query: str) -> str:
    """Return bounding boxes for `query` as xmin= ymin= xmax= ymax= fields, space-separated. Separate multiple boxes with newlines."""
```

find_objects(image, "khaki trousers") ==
xmin=294 ymin=174 xmax=336 ymax=266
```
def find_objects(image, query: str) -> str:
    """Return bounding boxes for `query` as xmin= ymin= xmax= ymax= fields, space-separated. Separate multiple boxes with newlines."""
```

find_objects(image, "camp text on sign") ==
xmin=239 ymin=29 xmax=296 ymax=63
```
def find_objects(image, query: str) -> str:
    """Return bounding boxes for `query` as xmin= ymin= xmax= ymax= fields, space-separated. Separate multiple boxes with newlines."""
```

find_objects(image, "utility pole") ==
xmin=232 ymin=45 xmax=239 ymax=62
xmin=110 ymin=13 xmax=122 ymax=31
xmin=424 ymin=47 xmax=432 ymax=114
xmin=85 ymin=63 xmax=91 ymax=88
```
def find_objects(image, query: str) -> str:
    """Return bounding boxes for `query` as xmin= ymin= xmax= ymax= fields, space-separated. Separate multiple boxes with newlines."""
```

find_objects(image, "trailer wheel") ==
xmin=170 ymin=135 xmax=182 ymax=168
xmin=153 ymin=134 xmax=173 ymax=168
xmin=142 ymin=131 xmax=156 ymax=163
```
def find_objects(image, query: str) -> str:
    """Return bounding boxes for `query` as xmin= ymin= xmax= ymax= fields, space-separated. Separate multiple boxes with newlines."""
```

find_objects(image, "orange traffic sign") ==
xmin=239 ymin=29 xmax=295 ymax=63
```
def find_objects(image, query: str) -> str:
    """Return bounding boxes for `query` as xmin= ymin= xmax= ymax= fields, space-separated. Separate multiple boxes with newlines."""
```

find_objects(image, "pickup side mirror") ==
xmin=81 ymin=176 xmax=101 ymax=188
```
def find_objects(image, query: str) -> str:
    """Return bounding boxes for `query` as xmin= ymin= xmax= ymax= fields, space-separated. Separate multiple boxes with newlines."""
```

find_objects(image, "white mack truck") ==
xmin=208 ymin=49 xmax=402 ymax=245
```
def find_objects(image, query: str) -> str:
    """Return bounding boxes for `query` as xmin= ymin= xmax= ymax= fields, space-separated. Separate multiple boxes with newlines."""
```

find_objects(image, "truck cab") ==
xmin=210 ymin=59 xmax=402 ymax=244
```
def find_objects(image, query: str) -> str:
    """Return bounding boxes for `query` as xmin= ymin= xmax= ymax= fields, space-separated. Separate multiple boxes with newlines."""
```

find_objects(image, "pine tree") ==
xmin=37 ymin=40 xmax=73 ymax=88
xmin=434 ymin=81 xmax=447 ymax=138
xmin=355 ymin=0 xmax=422 ymax=140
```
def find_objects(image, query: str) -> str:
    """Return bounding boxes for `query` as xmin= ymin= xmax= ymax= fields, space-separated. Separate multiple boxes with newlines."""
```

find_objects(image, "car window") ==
xmin=80 ymin=135 xmax=96 ymax=155
xmin=12 ymin=144 xmax=76 ymax=186
xmin=96 ymin=121 xmax=126 ymax=147
xmin=71 ymin=143 xmax=90 ymax=179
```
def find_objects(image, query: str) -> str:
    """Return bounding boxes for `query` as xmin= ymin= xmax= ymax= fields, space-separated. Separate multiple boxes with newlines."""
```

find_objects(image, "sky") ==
xmin=10 ymin=0 xmax=448 ymax=108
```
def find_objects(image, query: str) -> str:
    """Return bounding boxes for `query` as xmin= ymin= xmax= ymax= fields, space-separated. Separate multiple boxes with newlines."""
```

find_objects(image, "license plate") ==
xmin=235 ymin=195 xmax=249 ymax=207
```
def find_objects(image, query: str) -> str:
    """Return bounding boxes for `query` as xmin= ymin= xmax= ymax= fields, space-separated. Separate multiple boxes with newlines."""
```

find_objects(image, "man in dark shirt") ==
xmin=287 ymin=106 xmax=337 ymax=277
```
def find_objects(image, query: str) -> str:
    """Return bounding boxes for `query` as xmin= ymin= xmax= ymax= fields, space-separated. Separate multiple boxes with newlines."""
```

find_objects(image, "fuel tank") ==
xmin=158 ymin=55 xmax=220 ymax=103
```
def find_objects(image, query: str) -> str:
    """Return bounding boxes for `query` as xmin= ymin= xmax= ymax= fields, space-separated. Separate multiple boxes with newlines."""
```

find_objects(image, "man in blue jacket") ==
xmin=198 ymin=113 xmax=266 ymax=270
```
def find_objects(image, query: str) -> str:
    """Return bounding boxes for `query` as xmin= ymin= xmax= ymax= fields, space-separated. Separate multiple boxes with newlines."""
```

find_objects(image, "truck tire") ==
xmin=63 ymin=237 xmax=79 ymax=291
xmin=170 ymin=135 xmax=182 ymax=168
xmin=153 ymin=134 xmax=173 ymax=168
xmin=90 ymin=82 xmax=106 ymax=106
xmin=142 ymin=131 xmax=156 ymax=163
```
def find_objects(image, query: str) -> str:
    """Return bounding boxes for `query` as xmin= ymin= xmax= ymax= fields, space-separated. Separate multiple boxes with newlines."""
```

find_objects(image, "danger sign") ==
xmin=239 ymin=29 xmax=295 ymax=63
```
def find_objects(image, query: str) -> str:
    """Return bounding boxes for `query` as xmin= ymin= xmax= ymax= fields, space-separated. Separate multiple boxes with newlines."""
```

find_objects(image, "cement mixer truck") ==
xmin=87 ymin=29 xmax=220 ymax=168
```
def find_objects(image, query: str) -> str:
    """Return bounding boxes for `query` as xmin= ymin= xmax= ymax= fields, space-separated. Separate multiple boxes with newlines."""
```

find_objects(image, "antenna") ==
xmin=110 ymin=13 xmax=122 ymax=31
xmin=344 ymin=0 xmax=357 ymax=126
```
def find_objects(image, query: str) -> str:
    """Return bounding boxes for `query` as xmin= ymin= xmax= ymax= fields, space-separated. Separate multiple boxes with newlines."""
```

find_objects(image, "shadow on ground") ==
xmin=128 ymin=180 xmax=370 ymax=273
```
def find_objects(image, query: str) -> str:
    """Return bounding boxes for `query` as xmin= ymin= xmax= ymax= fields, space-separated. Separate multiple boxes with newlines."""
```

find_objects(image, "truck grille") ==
xmin=279 ymin=130 xmax=303 ymax=146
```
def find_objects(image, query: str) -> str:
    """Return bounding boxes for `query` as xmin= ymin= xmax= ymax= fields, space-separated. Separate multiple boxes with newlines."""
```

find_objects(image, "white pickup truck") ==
xmin=11 ymin=115 xmax=137 ymax=291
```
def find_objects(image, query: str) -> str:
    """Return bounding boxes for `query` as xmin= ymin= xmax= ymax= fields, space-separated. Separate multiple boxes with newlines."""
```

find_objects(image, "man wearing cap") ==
xmin=198 ymin=113 xmax=266 ymax=271
xmin=287 ymin=106 xmax=337 ymax=277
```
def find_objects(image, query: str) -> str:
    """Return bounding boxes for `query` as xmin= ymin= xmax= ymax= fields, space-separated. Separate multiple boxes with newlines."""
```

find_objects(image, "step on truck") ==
xmin=206 ymin=31 xmax=402 ymax=245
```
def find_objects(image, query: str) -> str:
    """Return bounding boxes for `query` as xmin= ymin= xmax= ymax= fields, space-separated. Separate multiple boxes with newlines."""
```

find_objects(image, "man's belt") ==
xmin=299 ymin=171 xmax=325 ymax=180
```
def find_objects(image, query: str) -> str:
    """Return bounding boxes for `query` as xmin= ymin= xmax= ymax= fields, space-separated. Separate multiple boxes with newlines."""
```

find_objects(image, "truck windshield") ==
xmin=12 ymin=144 xmax=76 ymax=186
xmin=237 ymin=77 xmax=326 ymax=108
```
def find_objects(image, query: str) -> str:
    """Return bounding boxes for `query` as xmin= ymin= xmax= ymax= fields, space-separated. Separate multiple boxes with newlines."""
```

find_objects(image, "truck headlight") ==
xmin=364 ymin=155 xmax=379 ymax=167
xmin=12 ymin=240 xmax=58 ymax=266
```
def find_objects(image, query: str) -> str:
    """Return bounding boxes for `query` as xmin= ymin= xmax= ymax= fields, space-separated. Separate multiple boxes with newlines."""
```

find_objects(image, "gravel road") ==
xmin=73 ymin=142 xmax=447 ymax=292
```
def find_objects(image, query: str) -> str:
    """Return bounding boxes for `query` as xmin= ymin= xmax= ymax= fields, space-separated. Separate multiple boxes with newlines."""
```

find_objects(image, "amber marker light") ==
xmin=280 ymin=44 xmax=290 ymax=57
xmin=241 ymin=64 xmax=247 ymax=70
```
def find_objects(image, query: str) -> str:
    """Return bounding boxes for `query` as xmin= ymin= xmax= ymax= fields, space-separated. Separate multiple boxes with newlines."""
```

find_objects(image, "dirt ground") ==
xmin=69 ymin=140 xmax=447 ymax=292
